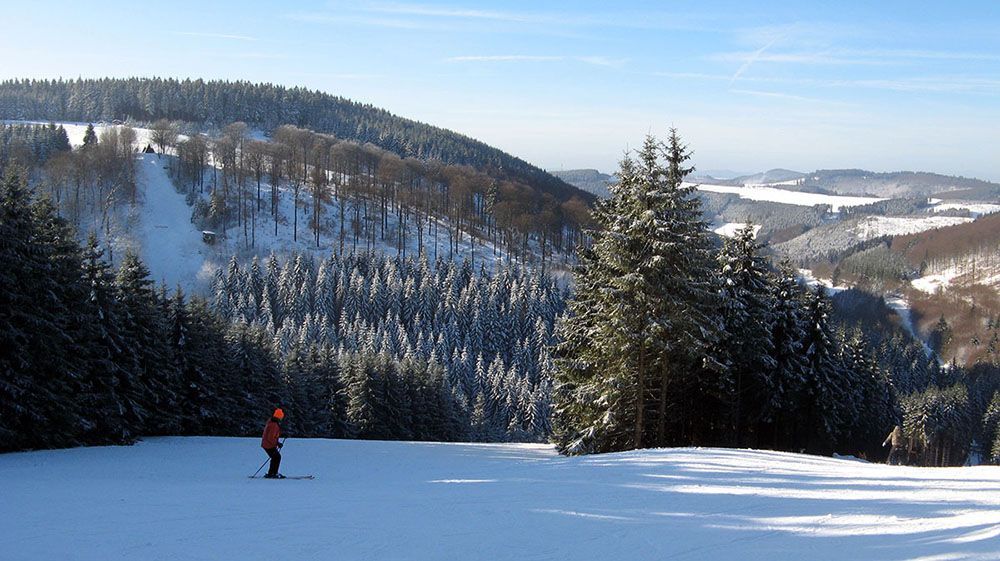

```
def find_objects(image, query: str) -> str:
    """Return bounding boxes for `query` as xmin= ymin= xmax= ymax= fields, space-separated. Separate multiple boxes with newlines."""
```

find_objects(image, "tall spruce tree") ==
xmin=799 ymin=286 xmax=851 ymax=453
xmin=115 ymin=252 xmax=180 ymax=435
xmin=716 ymin=225 xmax=777 ymax=445
xmin=552 ymin=130 xmax=722 ymax=454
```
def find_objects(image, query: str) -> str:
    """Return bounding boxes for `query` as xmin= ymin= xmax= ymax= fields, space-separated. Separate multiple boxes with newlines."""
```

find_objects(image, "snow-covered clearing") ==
xmin=7 ymin=120 xmax=163 ymax=149
xmin=798 ymin=268 xmax=846 ymax=295
xmin=713 ymin=222 xmax=761 ymax=238
xmin=912 ymin=271 xmax=958 ymax=294
xmin=690 ymin=182 xmax=883 ymax=212
xmin=929 ymin=201 xmax=1000 ymax=217
xmin=853 ymin=215 xmax=973 ymax=239
xmin=3 ymin=438 xmax=999 ymax=561
xmin=744 ymin=178 xmax=802 ymax=188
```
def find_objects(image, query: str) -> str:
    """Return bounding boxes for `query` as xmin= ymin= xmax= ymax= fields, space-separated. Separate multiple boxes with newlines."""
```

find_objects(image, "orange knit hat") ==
xmin=273 ymin=408 xmax=285 ymax=420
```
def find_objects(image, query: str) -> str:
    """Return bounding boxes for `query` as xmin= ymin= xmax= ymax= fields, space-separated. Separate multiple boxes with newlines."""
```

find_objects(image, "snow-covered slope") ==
xmin=713 ymin=222 xmax=761 ymax=238
xmin=3 ymin=438 xmax=998 ymax=561
xmin=690 ymin=182 xmax=883 ymax=212
xmin=132 ymin=155 xmax=217 ymax=292
xmin=930 ymin=201 xmax=1000 ymax=217
xmin=853 ymin=215 xmax=973 ymax=239
xmin=34 ymin=121 xmax=548 ymax=293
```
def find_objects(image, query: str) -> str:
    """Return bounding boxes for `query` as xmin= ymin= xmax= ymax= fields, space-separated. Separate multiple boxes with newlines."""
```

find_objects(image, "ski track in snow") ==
xmin=136 ymin=154 xmax=216 ymax=294
xmin=2 ymin=438 xmax=999 ymax=561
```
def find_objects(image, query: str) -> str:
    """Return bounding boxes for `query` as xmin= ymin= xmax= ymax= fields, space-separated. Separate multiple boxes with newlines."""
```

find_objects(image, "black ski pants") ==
xmin=264 ymin=447 xmax=281 ymax=476
xmin=888 ymin=447 xmax=905 ymax=466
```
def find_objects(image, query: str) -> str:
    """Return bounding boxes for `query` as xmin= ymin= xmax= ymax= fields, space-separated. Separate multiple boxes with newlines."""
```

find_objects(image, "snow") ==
xmin=3 ymin=438 xmax=999 ymax=561
xmin=6 ymin=120 xmax=163 ymax=149
xmin=798 ymin=268 xmax=846 ymax=295
xmin=885 ymin=295 xmax=934 ymax=357
xmin=852 ymin=215 xmax=973 ymax=239
xmin=800 ymin=271 xmax=934 ymax=359
xmin=931 ymin=202 xmax=1000 ymax=217
xmin=713 ymin=222 xmax=761 ymax=238
xmin=912 ymin=271 xmax=956 ymax=294
xmin=690 ymin=182 xmax=883 ymax=212
xmin=133 ymin=154 xmax=217 ymax=293
xmin=15 ymin=119 xmax=560 ymax=294
xmin=744 ymin=178 xmax=802 ymax=188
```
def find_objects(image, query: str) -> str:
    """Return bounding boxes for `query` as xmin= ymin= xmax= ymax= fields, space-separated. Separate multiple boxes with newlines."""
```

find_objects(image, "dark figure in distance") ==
xmin=883 ymin=425 xmax=906 ymax=466
xmin=262 ymin=408 xmax=285 ymax=479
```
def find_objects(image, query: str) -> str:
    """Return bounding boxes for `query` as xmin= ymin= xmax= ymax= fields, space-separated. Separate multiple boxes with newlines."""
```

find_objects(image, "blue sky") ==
xmin=3 ymin=1 xmax=999 ymax=179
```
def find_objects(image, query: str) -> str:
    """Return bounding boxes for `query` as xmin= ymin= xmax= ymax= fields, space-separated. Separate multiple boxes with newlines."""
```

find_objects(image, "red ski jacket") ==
xmin=261 ymin=419 xmax=281 ymax=449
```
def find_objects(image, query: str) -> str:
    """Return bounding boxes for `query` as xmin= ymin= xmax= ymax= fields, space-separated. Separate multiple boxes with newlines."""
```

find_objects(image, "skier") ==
xmin=261 ymin=408 xmax=285 ymax=479
xmin=883 ymin=424 xmax=906 ymax=465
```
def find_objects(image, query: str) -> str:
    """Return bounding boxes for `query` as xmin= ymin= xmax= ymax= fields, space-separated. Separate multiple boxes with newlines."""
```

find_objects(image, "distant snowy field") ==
xmin=929 ymin=200 xmax=1000 ymax=217
xmin=3 ymin=438 xmax=999 ymax=561
xmin=853 ymin=215 xmax=973 ymax=239
xmin=713 ymin=222 xmax=761 ymax=238
xmin=689 ymin=182 xmax=884 ymax=212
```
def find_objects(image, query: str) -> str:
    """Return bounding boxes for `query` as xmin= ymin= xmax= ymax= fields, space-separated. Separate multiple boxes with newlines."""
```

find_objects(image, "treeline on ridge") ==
xmin=0 ymin=77 xmax=590 ymax=204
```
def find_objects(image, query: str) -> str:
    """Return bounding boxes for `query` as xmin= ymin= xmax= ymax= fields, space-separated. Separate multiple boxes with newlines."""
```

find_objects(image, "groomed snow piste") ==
xmin=3 ymin=438 xmax=999 ymax=561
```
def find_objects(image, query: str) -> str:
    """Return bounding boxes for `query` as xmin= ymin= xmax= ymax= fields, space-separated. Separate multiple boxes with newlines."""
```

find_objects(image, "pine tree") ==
xmin=0 ymin=172 xmax=87 ymax=450
xmin=716 ymin=225 xmax=777 ymax=445
xmin=82 ymin=123 xmax=98 ymax=148
xmin=799 ymin=286 xmax=851 ymax=453
xmin=115 ymin=252 xmax=180 ymax=435
xmin=762 ymin=261 xmax=809 ymax=448
xmin=552 ymin=130 xmax=722 ymax=454
xmin=79 ymin=233 xmax=131 ymax=443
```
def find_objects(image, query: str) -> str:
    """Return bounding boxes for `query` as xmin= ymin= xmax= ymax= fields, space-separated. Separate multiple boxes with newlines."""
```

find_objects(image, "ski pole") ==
xmin=251 ymin=457 xmax=269 ymax=479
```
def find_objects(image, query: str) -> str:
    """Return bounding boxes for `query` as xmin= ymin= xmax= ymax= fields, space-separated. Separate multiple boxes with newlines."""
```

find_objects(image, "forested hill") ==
xmin=0 ymin=77 xmax=591 ymax=204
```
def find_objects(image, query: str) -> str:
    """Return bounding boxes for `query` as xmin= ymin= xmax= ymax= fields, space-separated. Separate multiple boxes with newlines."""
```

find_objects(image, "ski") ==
xmin=249 ymin=475 xmax=315 ymax=480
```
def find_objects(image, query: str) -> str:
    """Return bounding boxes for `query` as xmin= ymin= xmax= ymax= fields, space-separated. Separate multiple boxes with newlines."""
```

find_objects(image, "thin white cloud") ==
xmin=729 ymin=36 xmax=780 ymax=84
xmin=285 ymin=12 xmax=440 ymax=30
xmin=848 ymin=48 xmax=1000 ymax=62
xmin=716 ymin=47 xmax=1000 ymax=67
xmin=657 ymin=71 xmax=1000 ymax=95
xmin=294 ymin=3 xmax=730 ymax=33
xmin=577 ymin=56 xmax=627 ymax=67
xmin=449 ymin=55 xmax=565 ymax=62
xmin=220 ymin=52 xmax=287 ymax=60
xmin=447 ymin=55 xmax=625 ymax=67
xmin=367 ymin=2 xmax=532 ymax=22
xmin=730 ymin=89 xmax=853 ymax=106
xmin=174 ymin=31 xmax=257 ymax=41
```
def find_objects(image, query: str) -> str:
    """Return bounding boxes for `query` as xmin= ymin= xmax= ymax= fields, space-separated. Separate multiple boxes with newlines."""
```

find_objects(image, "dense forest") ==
xmin=0 ymin=78 xmax=590 ymax=204
xmin=211 ymin=251 xmax=561 ymax=442
xmin=0 ymin=167 xmax=562 ymax=452
xmin=0 ymin=122 xmax=70 ymax=170
xmin=5 ymin=116 xmax=1000 ymax=465
xmin=550 ymin=131 xmax=1000 ymax=465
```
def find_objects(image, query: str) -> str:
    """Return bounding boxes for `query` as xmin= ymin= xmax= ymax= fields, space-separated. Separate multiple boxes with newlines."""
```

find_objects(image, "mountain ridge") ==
xmin=0 ymin=77 xmax=594 ymax=205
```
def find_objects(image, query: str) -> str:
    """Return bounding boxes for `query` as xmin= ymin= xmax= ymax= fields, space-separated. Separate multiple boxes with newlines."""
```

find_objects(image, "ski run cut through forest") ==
xmin=2 ymin=437 xmax=999 ymax=561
